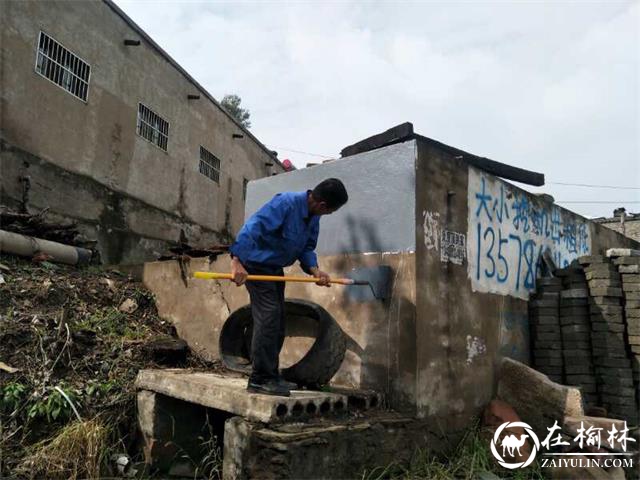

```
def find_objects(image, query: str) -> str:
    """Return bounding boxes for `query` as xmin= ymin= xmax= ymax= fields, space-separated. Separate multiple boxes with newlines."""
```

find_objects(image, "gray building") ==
xmin=595 ymin=209 xmax=640 ymax=243
xmin=0 ymin=0 xmax=285 ymax=264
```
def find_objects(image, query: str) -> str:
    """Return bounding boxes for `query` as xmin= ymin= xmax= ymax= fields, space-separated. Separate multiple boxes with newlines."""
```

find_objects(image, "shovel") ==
xmin=193 ymin=266 xmax=391 ymax=301
xmin=193 ymin=271 xmax=359 ymax=285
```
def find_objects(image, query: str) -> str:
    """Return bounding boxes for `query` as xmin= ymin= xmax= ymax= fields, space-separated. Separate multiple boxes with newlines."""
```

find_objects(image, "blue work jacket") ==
xmin=230 ymin=191 xmax=319 ymax=272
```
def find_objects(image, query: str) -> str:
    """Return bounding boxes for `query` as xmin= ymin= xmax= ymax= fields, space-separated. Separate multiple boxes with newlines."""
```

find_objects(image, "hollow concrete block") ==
xmin=136 ymin=369 xmax=348 ymax=423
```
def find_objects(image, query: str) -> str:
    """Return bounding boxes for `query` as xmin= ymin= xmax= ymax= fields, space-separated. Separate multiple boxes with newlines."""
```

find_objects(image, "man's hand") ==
xmin=230 ymin=257 xmax=248 ymax=286
xmin=309 ymin=266 xmax=331 ymax=287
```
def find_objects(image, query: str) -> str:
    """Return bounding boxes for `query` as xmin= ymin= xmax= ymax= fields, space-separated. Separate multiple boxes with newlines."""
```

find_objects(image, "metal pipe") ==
xmin=0 ymin=229 xmax=92 ymax=265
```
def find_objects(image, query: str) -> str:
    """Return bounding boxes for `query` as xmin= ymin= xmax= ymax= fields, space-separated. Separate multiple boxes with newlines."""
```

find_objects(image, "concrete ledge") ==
xmin=222 ymin=413 xmax=457 ymax=480
xmin=135 ymin=369 xmax=348 ymax=423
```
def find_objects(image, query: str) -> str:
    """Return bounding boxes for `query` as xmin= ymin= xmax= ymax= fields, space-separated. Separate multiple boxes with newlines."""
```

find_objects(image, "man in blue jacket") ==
xmin=229 ymin=178 xmax=348 ymax=396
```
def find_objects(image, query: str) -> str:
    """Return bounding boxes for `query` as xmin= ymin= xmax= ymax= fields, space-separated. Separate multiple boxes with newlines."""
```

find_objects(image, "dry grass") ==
xmin=17 ymin=418 xmax=109 ymax=480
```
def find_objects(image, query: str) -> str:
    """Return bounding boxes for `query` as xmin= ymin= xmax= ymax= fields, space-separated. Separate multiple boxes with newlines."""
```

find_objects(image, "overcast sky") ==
xmin=115 ymin=0 xmax=639 ymax=218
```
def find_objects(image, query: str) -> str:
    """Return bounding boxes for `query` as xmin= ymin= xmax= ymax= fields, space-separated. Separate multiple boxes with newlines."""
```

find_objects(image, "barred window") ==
xmin=137 ymin=103 xmax=169 ymax=151
xmin=199 ymin=146 xmax=221 ymax=183
xmin=35 ymin=31 xmax=91 ymax=102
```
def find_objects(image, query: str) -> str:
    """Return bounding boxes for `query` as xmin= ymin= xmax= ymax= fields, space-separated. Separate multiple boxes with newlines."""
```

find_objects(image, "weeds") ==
xmin=1 ymin=382 xmax=81 ymax=424
xmin=17 ymin=418 xmax=109 ymax=480
xmin=194 ymin=412 xmax=223 ymax=480
xmin=84 ymin=379 xmax=118 ymax=399
xmin=0 ymin=382 xmax=27 ymax=415
xmin=1 ymin=254 xmax=207 ymax=477
xmin=361 ymin=420 xmax=545 ymax=480
xmin=73 ymin=308 xmax=127 ymax=336
xmin=27 ymin=384 xmax=82 ymax=423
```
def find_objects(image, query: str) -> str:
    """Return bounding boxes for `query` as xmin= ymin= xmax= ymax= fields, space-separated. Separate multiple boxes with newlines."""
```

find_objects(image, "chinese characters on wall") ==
xmin=467 ymin=168 xmax=592 ymax=300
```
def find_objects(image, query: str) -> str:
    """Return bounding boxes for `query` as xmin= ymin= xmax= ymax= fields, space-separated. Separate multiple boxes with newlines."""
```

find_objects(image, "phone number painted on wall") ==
xmin=467 ymin=168 xmax=591 ymax=300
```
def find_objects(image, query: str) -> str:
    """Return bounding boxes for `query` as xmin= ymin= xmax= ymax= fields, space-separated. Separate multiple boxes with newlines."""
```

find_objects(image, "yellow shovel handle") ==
xmin=193 ymin=271 xmax=354 ymax=285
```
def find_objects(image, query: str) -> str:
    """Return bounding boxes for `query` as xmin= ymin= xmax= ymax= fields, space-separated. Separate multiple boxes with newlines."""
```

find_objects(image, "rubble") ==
xmin=0 ymin=254 xmax=221 ymax=477
xmin=0 ymin=207 xmax=88 ymax=248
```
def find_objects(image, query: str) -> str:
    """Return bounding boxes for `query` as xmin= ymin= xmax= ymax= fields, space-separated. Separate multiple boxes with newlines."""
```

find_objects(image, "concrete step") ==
xmin=135 ymin=369 xmax=348 ymax=423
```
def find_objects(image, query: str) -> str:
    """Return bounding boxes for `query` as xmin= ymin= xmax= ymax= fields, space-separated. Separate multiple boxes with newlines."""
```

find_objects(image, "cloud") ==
xmin=115 ymin=0 xmax=639 ymax=217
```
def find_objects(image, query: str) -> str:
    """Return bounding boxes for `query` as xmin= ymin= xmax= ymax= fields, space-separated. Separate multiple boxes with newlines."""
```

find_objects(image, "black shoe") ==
xmin=277 ymin=378 xmax=299 ymax=390
xmin=247 ymin=379 xmax=290 ymax=397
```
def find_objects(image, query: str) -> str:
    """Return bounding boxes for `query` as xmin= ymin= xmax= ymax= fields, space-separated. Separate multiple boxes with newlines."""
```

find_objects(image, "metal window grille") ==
xmin=137 ymin=103 xmax=169 ymax=151
xmin=35 ymin=31 xmax=91 ymax=102
xmin=199 ymin=146 xmax=221 ymax=183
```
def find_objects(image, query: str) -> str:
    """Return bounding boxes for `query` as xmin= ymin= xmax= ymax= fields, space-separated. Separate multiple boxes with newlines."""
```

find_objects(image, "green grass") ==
xmin=73 ymin=308 xmax=127 ymax=336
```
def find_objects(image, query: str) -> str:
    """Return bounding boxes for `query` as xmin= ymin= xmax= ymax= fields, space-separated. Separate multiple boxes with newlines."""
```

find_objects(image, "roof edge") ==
xmin=340 ymin=122 xmax=545 ymax=187
xmin=413 ymin=133 xmax=545 ymax=187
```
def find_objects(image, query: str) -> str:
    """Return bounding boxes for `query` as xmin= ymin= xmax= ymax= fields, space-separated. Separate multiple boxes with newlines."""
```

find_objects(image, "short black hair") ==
xmin=312 ymin=178 xmax=348 ymax=209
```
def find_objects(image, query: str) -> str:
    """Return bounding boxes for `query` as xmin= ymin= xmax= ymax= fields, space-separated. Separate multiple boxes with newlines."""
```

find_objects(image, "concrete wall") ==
xmin=143 ymin=142 xmax=421 ymax=410
xmin=245 ymin=141 xmax=417 ymax=255
xmin=223 ymin=413 xmax=456 ymax=480
xmin=143 ymin=136 xmax=638 ymax=425
xmin=598 ymin=218 xmax=640 ymax=243
xmin=0 ymin=0 xmax=283 ymax=263
xmin=143 ymin=251 xmax=418 ymax=412
xmin=413 ymin=138 xmax=639 ymax=426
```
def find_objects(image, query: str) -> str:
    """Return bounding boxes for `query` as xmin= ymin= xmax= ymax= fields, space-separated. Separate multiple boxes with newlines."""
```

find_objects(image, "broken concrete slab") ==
xmin=497 ymin=358 xmax=583 ymax=435
xmin=136 ymin=369 xmax=348 ymax=423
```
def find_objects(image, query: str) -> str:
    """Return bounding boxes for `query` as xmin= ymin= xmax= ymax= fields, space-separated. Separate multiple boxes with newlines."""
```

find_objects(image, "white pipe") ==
xmin=0 ymin=229 xmax=92 ymax=265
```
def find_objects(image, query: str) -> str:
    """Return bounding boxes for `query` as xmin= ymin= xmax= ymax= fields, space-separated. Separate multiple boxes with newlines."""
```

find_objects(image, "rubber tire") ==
xmin=219 ymin=299 xmax=347 ymax=387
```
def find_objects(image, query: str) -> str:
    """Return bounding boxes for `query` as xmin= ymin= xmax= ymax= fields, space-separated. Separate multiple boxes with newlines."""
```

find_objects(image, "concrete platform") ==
xmin=135 ymin=369 xmax=348 ymax=423
xmin=136 ymin=386 xmax=456 ymax=478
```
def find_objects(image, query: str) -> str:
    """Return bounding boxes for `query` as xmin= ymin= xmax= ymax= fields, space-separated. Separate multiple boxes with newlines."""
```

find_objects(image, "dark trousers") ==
xmin=244 ymin=263 xmax=285 ymax=383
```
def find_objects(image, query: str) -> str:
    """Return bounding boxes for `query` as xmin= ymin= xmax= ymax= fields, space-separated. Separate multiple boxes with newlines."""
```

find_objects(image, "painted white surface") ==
xmin=246 ymin=140 xmax=417 ymax=255
xmin=422 ymin=210 xmax=440 ymax=252
xmin=467 ymin=167 xmax=591 ymax=300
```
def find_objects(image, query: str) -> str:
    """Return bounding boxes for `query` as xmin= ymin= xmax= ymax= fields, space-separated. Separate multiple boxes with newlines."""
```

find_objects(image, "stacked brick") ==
xmin=529 ymin=278 xmax=563 ymax=382
xmin=609 ymin=249 xmax=640 ymax=423
xmin=529 ymin=250 xmax=640 ymax=425
xmin=580 ymin=255 xmax=634 ymax=421
xmin=558 ymin=263 xmax=597 ymax=406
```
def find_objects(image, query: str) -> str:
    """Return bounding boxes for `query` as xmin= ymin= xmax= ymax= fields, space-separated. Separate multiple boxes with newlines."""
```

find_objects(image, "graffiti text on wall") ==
xmin=441 ymin=230 xmax=466 ymax=265
xmin=423 ymin=210 xmax=440 ymax=251
xmin=467 ymin=168 xmax=591 ymax=299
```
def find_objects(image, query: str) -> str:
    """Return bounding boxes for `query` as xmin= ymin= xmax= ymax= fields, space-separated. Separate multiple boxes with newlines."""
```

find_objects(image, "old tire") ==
xmin=219 ymin=299 xmax=346 ymax=387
